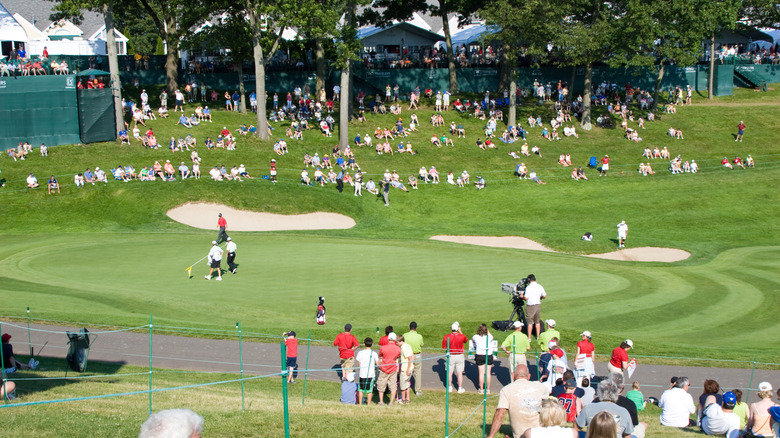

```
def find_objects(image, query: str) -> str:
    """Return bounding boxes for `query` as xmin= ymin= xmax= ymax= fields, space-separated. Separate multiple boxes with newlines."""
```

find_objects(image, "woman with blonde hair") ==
xmin=585 ymin=411 xmax=619 ymax=438
xmin=747 ymin=382 xmax=775 ymax=437
xmin=522 ymin=399 xmax=577 ymax=437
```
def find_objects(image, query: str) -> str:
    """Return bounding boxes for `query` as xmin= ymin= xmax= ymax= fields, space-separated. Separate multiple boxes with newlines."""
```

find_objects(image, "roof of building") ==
xmin=0 ymin=0 xmax=104 ymax=36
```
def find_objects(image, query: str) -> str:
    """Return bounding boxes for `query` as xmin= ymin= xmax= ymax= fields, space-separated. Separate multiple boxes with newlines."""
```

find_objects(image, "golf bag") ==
xmin=66 ymin=328 xmax=91 ymax=372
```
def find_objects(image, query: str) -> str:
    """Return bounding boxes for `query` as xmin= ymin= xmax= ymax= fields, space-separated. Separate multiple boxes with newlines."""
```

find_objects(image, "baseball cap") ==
xmin=513 ymin=321 xmax=524 ymax=328
xmin=580 ymin=330 xmax=592 ymax=338
xmin=759 ymin=382 xmax=773 ymax=392
xmin=211 ymin=241 xmax=217 ymax=245
xmin=287 ymin=331 xmax=296 ymax=338
xmin=722 ymin=391 xmax=736 ymax=407
xmin=344 ymin=323 xmax=352 ymax=331
xmin=451 ymin=322 xmax=460 ymax=331
xmin=625 ymin=339 xmax=634 ymax=348
xmin=226 ymin=237 xmax=232 ymax=241
xmin=388 ymin=332 xmax=397 ymax=341
xmin=564 ymin=379 xmax=577 ymax=388
xmin=546 ymin=319 xmax=556 ymax=327
xmin=346 ymin=372 xmax=356 ymax=382
xmin=1 ymin=333 xmax=10 ymax=342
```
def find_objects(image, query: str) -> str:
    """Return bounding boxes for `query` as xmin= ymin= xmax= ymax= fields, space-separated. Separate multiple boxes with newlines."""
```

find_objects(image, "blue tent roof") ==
xmin=450 ymin=25 xmax=499 ymax=46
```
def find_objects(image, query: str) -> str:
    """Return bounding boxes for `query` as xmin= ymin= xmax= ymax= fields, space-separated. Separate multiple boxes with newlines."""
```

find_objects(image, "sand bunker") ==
xmin=430 ymin=235 xmax=690 ymax=262
xmin=167 ymin=202 xmax=355 ymax=231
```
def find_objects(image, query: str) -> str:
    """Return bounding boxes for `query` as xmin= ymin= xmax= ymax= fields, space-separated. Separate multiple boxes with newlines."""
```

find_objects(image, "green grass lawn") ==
xmin=1 ymin=83 xmax=779 ymax=436
xmin=0 ymin=359 xmax=703 ymax=438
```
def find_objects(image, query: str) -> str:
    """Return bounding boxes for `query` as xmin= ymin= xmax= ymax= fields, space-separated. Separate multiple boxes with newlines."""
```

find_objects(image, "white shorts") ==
xmin=602 ymin=163 xmax=609 ymax=171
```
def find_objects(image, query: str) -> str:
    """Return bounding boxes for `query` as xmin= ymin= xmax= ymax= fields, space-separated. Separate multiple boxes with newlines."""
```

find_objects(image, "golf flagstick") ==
xmin=187 ymin=242 xmax=228 ymax=277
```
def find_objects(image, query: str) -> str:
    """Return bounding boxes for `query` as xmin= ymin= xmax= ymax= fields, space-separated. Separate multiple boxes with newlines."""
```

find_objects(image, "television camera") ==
xmin=492 ymin=276 xmax=531 ymax=332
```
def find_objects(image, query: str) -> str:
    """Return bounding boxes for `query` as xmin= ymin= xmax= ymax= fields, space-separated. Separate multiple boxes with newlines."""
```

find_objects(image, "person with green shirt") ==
xmin=537 ymin=319 xmax=560 ymax=352
xmin=402 ymin=322 xmax=424 ymax=396
xmin=500 ymin=321 xmax=530 ymax=381
xmin=626 ymin=381 xmax=646 ymax=411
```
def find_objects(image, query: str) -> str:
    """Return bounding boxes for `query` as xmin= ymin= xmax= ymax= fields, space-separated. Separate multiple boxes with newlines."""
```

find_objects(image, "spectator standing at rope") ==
xmin=403 ymin=322 xmax=424 ymax=396
xmin=216 ymin=213 xmax=228 ymax=243
xmin=442 ymin=322 xmax=469 ymax=393
xmin=225 ymin=237 xmax=237 ymax=274
xmin=334 ymin=324 xmax=360 ymax=380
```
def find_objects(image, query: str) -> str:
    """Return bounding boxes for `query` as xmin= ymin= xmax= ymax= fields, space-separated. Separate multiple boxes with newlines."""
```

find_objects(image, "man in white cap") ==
xmin=501 ymin=321 xmax=530 ymax=381
xmin=442 ymin=322 xmax=468 ymax=393
xmin=205 ymin=241 xmax=223 ymax=281
xmin=617 ymin=220 xmax=628 ymax=248
xmin=225 ymin=237 xmax=237 ymax=274
xmin=537 ymin=319 xmax=560 ymax=352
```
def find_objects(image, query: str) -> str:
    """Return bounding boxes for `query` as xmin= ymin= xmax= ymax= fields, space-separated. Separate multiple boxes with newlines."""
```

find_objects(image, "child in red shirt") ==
xmin=283 ymin=331 xmax=298 ymax=383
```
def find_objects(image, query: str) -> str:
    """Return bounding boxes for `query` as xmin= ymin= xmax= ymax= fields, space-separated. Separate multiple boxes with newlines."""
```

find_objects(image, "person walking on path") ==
xmin=523 ymin=274 xmax=547 ymax=342
xmin=216 ymin=213 xmax=228 ymax=243
xmin=403 ymin=322 xmax=424 ymax=396
xmin=501 ymin=321 xmax=530 ymax=381
xmin=736 ymin=121 xmax=745 ymax=142
xmin=205 ymin=241 xmax=223 ymax=280
xmin=617 ymin=220 xmax=628 ymax=248
xmin=225 ymin=237 xmax=237 ymax=274
xmin=333 ymin=324 xmax=359 ymax=380
xmin=442 ymin=322 xmax=469 ymax=393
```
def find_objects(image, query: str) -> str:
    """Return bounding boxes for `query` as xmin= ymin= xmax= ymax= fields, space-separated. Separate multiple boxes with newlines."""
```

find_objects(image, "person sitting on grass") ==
xmin=26 ymin=173 xmax=39 ymax=188
xmin=734 ymin=156 xmax=745 ymax=169
xmin=209 ymin=166 xmax=222 ymax=181
xmin=474 ymin=175 xmax=485 ymax=190
xmin=529 ymin=170 xmax=546 ymax=185
xmin=404 ymin=141 xmax=416 ymax=155
xmin=365 ymin=178 xmax=378 ymax=195
xmin=178 ymin=162 xmax=190 ymax=179
xmin=431 ymin=135 xmax=442 ymax=148
xmin=47 ymin=175 xmax=60 ymax=194
xmin=177 ymin=114 xmax=192 ymax=128
xmin=408 ymin=175 xmax=418 ymax=189
xmin=531 ymin=145 xmax=542 ymax=157
xmin=515 ymin=163 xmax=528 ymax=179
xmin=442 ymin=134 xmax=454 ymax=147
xmin=429 ymin=167 xmax=440 ymax=184
xmin=722 ymin=157 xmax=733 ymax=169
xmin=746 ymin=155 xmax=755 ymax=168
xmin=95 ymin=167 xmax=108 ymax=183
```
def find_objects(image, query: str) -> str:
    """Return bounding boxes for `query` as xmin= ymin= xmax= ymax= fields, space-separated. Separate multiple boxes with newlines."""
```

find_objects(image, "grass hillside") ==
xmin=1 ymin=85 xmax=779 ymax=364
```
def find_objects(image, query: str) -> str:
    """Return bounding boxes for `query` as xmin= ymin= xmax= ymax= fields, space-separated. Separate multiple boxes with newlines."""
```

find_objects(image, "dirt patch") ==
xmin=430 ymin=235 xmax=690 ymax=262
xmin=167 ymin=202 xmax=355 ymax=231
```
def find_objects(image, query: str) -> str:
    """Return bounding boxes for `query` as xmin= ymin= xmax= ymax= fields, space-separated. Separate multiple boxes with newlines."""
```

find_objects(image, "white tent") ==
xmin=0 ymin=2 xmax=27 ymax=42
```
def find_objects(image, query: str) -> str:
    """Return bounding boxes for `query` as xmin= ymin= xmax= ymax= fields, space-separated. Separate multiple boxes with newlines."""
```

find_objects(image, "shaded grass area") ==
xmin=0 ymin=359 xmax=699 ymax=438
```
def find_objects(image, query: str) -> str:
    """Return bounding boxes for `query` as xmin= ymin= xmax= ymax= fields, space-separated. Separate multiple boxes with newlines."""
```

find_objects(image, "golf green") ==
xmin=3 ymin=233 xmax=778 ymax=361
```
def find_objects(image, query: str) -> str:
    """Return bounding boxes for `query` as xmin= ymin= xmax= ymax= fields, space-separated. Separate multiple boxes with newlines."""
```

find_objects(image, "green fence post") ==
xmin=26 ymin=307 xmax=33 ymax=357
xmin=281 ymin=341 xmax=290 ymax=438
xmin=445 ymin=338 xmax=450 ymax=437
xmin=482 ymin=355 xmax=488 ymax=438
xmin=237 ymin=322 xmax=245 ymax=411
xmin=746 ymin=358 xmax=757 ymax=403
xmin=148 ymin=315 xmax=153 ymax=415
xmin=302 ymin=330 xmax=311 ymax=405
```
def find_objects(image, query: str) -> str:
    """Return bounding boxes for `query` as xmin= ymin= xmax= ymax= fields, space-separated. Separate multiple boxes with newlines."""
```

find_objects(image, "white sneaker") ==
xmin=458 ymin=387 xmax=466 ymax=394
xmin=204 ymin=275 xmax=210 ymax=280
xmin=28 ymin=358 xmax=36 ymax=369
xmin=216 ymin=277 xmax=222 ymax=281
xmin=449 ymin=386 xmax=453 ymax=393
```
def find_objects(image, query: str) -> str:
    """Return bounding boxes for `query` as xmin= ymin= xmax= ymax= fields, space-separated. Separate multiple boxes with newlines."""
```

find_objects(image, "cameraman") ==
xmin=523 ymin=274 xmax=546 ymax=342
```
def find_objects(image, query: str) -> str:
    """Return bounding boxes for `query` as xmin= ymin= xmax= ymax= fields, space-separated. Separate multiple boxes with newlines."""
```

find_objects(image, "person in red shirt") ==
xmin=216 ymin=213 xmax=228 ymax=243
xmin=333 ymin=324 xmax=359 ymax=380
xmin=270 ymin=159 xmax=277 ymax=183
xmin=608 ymin=339 xmax=633 ymax=376
xmin=378 ymin=326 xmax=393 ymax=346
xmin=283 ymin=331 xmax=298 ymax=383
xmin=575 ymin=330 xmax=596 ymax=380
xmin=442 ymin=322 xmax=469 ymax=393
xmin=557 ymin=379 xmax=582 ymax=422
xmin=377 ymin=333 xmax=401 ymax=405
xmin=600 ymin=154 xmax=610 ymax=176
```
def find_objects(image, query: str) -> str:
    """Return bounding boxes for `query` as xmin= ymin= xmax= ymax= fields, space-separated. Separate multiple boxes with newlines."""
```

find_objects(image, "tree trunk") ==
xmin=508 ymin=75 xmax=517 ymax=128
xmin=570 ymin=66 xmax=576 ymax=96
xmin=439 ymin=1 xmax=457 ymax=94
xmin=237 ymin=66 xmax=246 ymax=113
xmin=708 ymin=33 xmax=715 ymax=99
xmin=338 ymin=67 xmax=350 ymax=151
xmin=164 ymin=16 xmax=179 ymax=95
xmin=249 ymin=10 xmax=269 ymax=140
xmin=653 ymin=62 xmax=665 ymax=110
xmin=315 ymin=38 xmax=327 ymax=98
xmin=498 ymin=44 xmax=510 ymax=92
xmin=103 ymin=2 xmax=123 ymax=135
xmin=581 ymin=62 xmax=592 ymax=131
